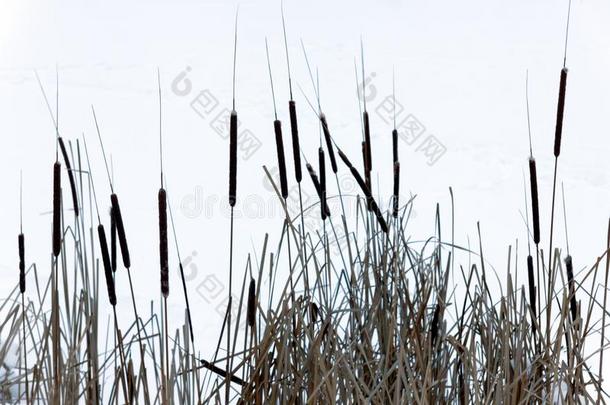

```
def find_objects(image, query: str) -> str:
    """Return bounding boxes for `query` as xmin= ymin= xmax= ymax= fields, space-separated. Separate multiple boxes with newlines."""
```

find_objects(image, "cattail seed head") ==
xmin=159 ymin=188 xmax=169 ymax=298
xmin=392 ymin=129 xmax=398 ymax=164
xmin=310 ymin=302 xmax=319 ymax=324
xmin=274 ymin=120 xmax=289 ymax=200
xmin=288 ymin=101 xmax=302 ymax=183
xmin=337 ymin=148 xmax=353 ymax=169
xmin=528 ymin=158 xmax=540 ymax=245
xmin=229 ymin=110 xmax=238 ymax=207
xmin=110 ymin=193 xmax=130 ymax=268
xmin=565 ymin=255 xmax=577 ymax=322
xmin=18 ymin=233 xmax=25 ymax=294
xmin=393 ymin=161 xmax=400 ymax=218
xmin=97 ymin=224 xmax=116 ymax=306
xmin=363 ymin=111 xmax=372 ymax=172
xmin=52 ymin=161 xmax=61 ymax=257
xmin=58 ymin=137 xmax=79 ymax=217
xmin=319 ymin=147 xmax=327 ymax=220
xmin=110 ymin=207 xmax=117 ymax=272
xmin=320 ymin=114 xmax=337 ymax=174
xmin=348 ymin=165 xmax=388 ymax=233
xmin=527 ymin=254 xmax=536 ymax=315
xmin=247 ymin=278 xmax=256 ymax=328
xmin=306 ymin=163 xmax=330 ymax=219
xmin=554 ymin=68 xmax=568 ymax=158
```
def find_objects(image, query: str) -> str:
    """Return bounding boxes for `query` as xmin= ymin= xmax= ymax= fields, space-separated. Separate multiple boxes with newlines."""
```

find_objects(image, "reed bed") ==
xmin=1 ymin=7 xmax=609 ymax=403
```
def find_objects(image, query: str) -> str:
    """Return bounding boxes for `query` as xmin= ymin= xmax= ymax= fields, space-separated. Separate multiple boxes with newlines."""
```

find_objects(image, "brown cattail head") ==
xmin=229 ymin=110 xmax=238 ymax=207
xmin=319 ymin=147 xmax=327 ymax=220
xmin=247 ymin=278 xmax=256 ymax=328
xmin=288 ymin=101 xmax=302 ymax=183
xmin=348 ymin=165 xmax=388 ymax=233
xmin=110 ymin=206 xmax=117 ymax=272
xmin=363 ymin=111 xmax=372 ymax=172
xmin=57 ymin=137 xmax=79 ymax=217
xmin=527 ymin=254 xmax=536 ymax=315
xmin=159 ymin=188 xmax=169 ymax=298
xmin=306 ymin=163 xmax=330 ymax=219
xmin=337 ymin=148 xmax=353 ymax=169
xmin=392 ymin=129 xmax=398 ymax=164
xmin=362 ymin=141 xmax=372 ymax=212
xmin=528 ymin=158 xmax=540 ymax=245
xmin=554 ymin=68 xmax=568 ymax=158
xmin=97 ymin=224 xmax=116 ymax=306
xmin=110 ymin=194 xmax=130 ymax=268
xmin=320 ymin=114 xmax=337 ymax=174
xmin=18 ymin=233 xmax=25 ymax=294
xmin=565 ymin=255 xmax=577 ymax=322
xmin=274 ymin=120 xmax=289 ymax=200
xmin=393 ymin=161 xmax=400 ymax=218
xmin=52 ymin=161 xmax=61 ymax=257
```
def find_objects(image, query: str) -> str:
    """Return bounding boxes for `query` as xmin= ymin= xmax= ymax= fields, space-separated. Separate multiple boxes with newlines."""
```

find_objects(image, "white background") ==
xmin=1 ymin=0 xmax=609 ymax=381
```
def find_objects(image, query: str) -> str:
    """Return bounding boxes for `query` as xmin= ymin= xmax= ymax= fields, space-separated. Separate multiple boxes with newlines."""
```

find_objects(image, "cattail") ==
xmin=289 ymin=101 xmax=302 ymax=183
xmin=338 ymin=148 xmax=352 ymax=169
xmin=159 ymin=188 xmax=169 ymax=298
xmin=320 ymin=114 xmax=337 ymax=174
xmin=392 ymin=129 xmax=398 ymax=164
xmin=554 ymin=68 xmax=568 ymax=158
xmin=247 ymin=278 xmax=256 ymax=328
xmin=527 ymin=254 xmax=536 ymax=315
xmin=348 ymin=165 xmax=388 ymax=233
xmin=393 ymin=161 xmax=400 ymax=218
xmin=18 ymin=233 xmax=25 ymax=293
xmin=430 ymin=303 xmax=441 ymax=346
xmin=274 ymin=120 xmax=289 ymax=199
xmin=528 ymin=158 xmax=540 ymax=245
xmin=52 ymin=162 xmax=61 ymax=257
xmin=306 ymin=163 xmax=330 ymax=218
xmin=57 ymin=137 xmax=79 ymax=217
xmin=229 ymin=111 xmax=238 ymax=207
xmin=362 ymin=141 xmax=372 ymax=212
xmin=97 ymin=224 xmax=116 ymax=306
xmin=319 ymin=147 xmax=327 ymax=220
xmin=110 ymin=206 xmax=117 ymax=272
xmin=363 ymin=111 xmax=372 ymax=172
xmin=110 ymin=194 xmax=130 ymax=268
xmin=565 ymin=255 xmax=577 ymax=322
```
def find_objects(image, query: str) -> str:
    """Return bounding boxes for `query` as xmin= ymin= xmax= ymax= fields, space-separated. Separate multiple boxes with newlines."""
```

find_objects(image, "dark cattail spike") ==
xmin=110 ymin=194 xmax=130 ymax=268
xmin=52 ymin=162 xmax=61 ymax=257
xmin=229 ymin=111 xmax=238 ymax=207
xmin=337 ymin=148 xmax=352 ymax=169
xmin=363 ymin=111 xmax=372 ymax=173
xmin=393 ymin=161 xmax=400 ymax=218
xmin=527 ymin=254 xmax=536 ymax=315
xmin=320 ymin=114 xmax=338 ymax=174
xmin=319 ymin=147 xmax=327 ymax=220
xmin=274 ymin=120 xmax=289 ymax=199
xmin=528 ymin=158 xmax=540 ymax=245
xmin=57 ymin=137 xmax=79 ymax=217
xmin=111 ymin=207 xmax=117 ymax=272
xmin=247 ymin=278 xmax=256 ymax=328
xmin=554 ymin=68 xmax=568 ymax=158
xmin=565 ymin=255 xmax=577 ymax=322
xmin=349 ymin=166 xmax=388 ymax=233
xmin=98 ymin=224 xmax=116 ymax=306
xmin=289 ymin=101 xmax=302 ymax=183
xmin=19 ymin=233 xmax=25 ymax=294
xmin=159 ymin=188 xmax=169 ymax=298
xmin=306 ymin=163 xmax=330 ymax=218
xmin=392 ymin=129 xmax=398 ymax=165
